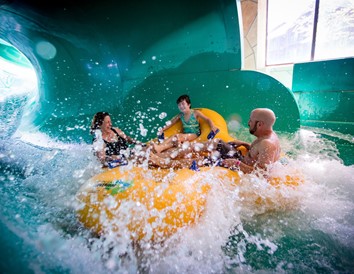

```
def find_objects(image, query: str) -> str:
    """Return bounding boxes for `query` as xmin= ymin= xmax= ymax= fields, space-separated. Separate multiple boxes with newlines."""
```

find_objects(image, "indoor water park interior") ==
xmin=0 ymin=0 xmax=353 ymax=273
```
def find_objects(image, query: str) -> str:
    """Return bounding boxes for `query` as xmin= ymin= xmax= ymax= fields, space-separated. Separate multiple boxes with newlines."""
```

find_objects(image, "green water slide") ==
xmin=293 ymin=58 xmax=354 ymax=165
xmin=0 ymin=0 xmax=300 ymax=143
xmin=293 ymin=58 xmax=354 ymax=135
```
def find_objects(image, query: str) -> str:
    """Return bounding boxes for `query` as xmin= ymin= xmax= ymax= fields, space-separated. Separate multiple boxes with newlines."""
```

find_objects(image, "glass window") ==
xmin=266 ymin=0 xmax=354 ymax=65
xmin=316 ymin=0 xmax=354 ymax=60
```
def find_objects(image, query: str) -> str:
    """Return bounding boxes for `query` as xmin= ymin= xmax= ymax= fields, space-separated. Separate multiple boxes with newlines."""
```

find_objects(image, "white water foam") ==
xmin=0 ymin=128 xmax=353 ymax=273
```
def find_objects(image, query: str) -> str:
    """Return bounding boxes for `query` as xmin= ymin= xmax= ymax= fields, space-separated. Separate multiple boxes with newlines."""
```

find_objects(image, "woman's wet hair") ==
xmin=176 ymin=94 xmax=191 ymax=105
xmin=90 ymin=112 xmax=110 ymax=133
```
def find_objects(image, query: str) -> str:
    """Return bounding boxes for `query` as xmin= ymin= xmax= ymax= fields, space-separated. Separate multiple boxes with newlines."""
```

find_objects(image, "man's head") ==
xmin=248 ymin=108 xmax=276 ymax=136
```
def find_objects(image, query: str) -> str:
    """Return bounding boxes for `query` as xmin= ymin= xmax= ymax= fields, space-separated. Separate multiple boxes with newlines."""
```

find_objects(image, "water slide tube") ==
xmin=0 ymin=0 xmax=300 ymax=144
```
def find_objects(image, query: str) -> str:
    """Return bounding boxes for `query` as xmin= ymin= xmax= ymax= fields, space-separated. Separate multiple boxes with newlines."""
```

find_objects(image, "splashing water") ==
xmin=0 ymin=126 xmax=353 ymax=274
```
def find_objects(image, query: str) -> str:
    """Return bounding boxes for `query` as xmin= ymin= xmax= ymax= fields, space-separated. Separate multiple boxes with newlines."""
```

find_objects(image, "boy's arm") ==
xmin=159 ymin=114 xmax=181 ymax=133
xmin=194 ymin=110 xmax=218 ymax=132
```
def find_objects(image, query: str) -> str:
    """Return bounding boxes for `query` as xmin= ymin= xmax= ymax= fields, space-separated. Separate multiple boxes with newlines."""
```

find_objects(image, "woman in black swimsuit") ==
xmin=90 ymin=112 xmax=140 ymax=166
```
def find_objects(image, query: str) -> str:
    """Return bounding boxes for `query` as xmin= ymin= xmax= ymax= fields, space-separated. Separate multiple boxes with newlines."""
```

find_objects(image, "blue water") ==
xmin=0 ymin=125 xmax=353 ymax=273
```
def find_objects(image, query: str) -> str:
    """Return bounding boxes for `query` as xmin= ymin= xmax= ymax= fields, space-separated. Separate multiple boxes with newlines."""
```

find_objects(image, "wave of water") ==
xmin=0 ymin=128 xmax=353 ymax=274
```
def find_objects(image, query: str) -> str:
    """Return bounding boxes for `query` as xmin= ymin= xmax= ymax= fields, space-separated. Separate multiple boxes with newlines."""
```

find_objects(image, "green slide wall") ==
xmin=293 ymin=58 xmax=354 ymax=135
xmin=0 ymin=0 xmax=300 ymax=143
xmin=292 ymin=58 xmax=354 ymax=165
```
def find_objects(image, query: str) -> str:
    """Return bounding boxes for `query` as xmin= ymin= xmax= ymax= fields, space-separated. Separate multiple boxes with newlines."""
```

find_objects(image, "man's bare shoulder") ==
xmin=257 ymin=135 xmax=281 ymax=162
xmin=260 ymin=136 xmax=279 ymax=147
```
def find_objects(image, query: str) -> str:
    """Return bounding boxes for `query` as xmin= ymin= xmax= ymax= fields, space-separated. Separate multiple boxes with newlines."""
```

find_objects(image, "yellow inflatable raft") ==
xmin=76 ymin=108 xmax=301 ymax=242
xmin=76 ymin=166 xmax=239 ymax=242
xmin=163 ymin=108 xmax=235 ymax=142
xmin=154 ymin=107 xmax=247 ymax=156
xmin=76 ymin=166 xmax=301 ymax=242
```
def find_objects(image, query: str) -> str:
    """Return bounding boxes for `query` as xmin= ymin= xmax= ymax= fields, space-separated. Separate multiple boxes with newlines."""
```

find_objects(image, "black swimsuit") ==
xmin=103 ymin=128 xmax=129 ymax=156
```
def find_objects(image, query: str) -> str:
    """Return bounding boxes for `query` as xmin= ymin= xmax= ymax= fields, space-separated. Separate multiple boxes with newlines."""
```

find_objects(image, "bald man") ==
xmin=148 ymin=108 xmax=281 ymax=174
xmin=221 ymin=108 xmax=281 ymax=173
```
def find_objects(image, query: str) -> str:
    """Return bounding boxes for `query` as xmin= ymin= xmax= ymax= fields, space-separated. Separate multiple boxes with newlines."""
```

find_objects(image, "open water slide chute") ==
xmin=0 ymin=0 xmax=300 ymax=143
